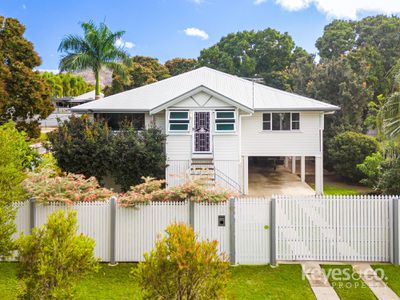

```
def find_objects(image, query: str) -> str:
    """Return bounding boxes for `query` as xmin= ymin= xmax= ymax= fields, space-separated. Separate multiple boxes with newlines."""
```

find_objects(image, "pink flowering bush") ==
xmin=23 ymin=169 xmax=114 ymax=205
xmin=118 ymin=177 xmax=236 ymax=208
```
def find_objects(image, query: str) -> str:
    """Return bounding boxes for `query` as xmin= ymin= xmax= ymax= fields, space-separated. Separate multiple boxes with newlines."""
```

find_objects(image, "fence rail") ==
xmin=12 ymin=195 xmax=400 ymax=265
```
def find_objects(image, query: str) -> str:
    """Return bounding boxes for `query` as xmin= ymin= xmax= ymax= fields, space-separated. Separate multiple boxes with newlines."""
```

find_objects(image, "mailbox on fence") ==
xmin=218 ymin=215 xmax=226 ymax=227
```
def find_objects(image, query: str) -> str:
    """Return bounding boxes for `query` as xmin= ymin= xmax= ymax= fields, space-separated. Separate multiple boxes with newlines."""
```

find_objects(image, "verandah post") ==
xmin=270 ymin=197 xmax=277 ymax=266
xmin=229 ymin=198 xmax=236 ymax=265
xmin=393 ymin=198 xmax=399 ymax=265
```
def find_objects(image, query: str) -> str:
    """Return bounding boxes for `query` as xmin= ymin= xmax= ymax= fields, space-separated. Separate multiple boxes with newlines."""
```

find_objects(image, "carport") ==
xmin=246 ymin=156 xmax=316 ymax=197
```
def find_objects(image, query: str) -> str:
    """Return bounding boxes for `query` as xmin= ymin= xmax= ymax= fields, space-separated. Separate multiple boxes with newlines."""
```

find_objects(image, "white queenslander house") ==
xmin=72 ymin=67 xmax=339 ymax=195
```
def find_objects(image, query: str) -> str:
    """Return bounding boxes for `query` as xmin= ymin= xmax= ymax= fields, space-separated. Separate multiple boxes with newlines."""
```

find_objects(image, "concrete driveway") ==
xmin=248 ymin=165 xmax=315 ymax=197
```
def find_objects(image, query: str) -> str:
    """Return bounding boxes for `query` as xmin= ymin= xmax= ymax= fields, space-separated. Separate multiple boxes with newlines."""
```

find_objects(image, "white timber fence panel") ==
xmin=115 ymin=201 xmax=189 ymax=262
xmin=194 ymin=202 xmax=230 ymax=256
xmin=235 ymin=197 xmax=271 ymax=264
xmin=275 ymin=195 xmax=392 ymax=262
xmin=13 ymin=201 xmax=30 ymax=238
xmin=34 ymin=201 xmax=112 ymax=261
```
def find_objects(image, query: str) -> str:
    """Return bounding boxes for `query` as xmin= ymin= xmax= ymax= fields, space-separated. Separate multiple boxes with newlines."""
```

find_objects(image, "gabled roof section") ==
xmin=71 ymin=67 xmax=339 ymax=113
xmin=150 ymin=85 xmax=254 ymax=114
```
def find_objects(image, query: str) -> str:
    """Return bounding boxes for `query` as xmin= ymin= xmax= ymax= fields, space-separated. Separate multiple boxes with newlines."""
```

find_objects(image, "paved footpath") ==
xmin=352 ymin=263 xmax=399 ymax=300
xmin=302 ymin=262 xmax=340 ymax=300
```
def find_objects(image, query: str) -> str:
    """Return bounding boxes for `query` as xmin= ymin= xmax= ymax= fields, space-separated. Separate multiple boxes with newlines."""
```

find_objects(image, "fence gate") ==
xmin=275 ymin=196 xmax=392 ymax=262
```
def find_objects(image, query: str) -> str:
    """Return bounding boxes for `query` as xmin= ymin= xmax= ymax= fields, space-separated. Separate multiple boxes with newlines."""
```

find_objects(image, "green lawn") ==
xmin=322 ymin=184 xmax=362 ymax=195
xmin=0 ymin=263 xmax=314 ymax=300
xmin=372 ymin=265 xmax=400 ymax=297
xmin=321 ymin=265 xmax=376 ymax=300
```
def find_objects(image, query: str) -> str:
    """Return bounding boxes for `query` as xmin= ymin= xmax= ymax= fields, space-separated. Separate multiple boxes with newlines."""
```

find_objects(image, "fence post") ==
xmin=229 ymin=198 xmax=236 ymax=265
xmin=270 ymin=197 xmax=277 ymax=266
xmin=393 ymin=198 xmax=399 ymax=265
xmin=189 ymin=201 xmax=195 ymax=228
xmin=29 ymin=198 xmax=36 ymax=233
xmin=110 ymin=197 xmax=117 ymax=265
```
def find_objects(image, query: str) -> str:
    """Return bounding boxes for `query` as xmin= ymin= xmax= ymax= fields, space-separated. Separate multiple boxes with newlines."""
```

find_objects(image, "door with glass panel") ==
xmin=193 ymin=111 xmax=211 ymax=153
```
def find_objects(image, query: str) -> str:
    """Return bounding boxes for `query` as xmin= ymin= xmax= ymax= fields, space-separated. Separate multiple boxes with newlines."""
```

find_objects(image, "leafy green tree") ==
xmin=105 ymin=56 xmax=170 ymax=95
xmin=326 ymin=131 xmax=380 ymax=182
xmin=0 ymin=16 xmax=52 ymax=138
xmin=0 ymin=122 xmax=38 ymax=258
xmin=17 ymin=209 xmax=99 ymax=299
xmin=111 ymin=125 xmax=166 ymax=191
xmin=198 ymin=28 xmax=308 ymax=89
xmin=135 ymin=223 xmax=230 ymax=300
xmin=307 ymin=56 xmax=373 ymax=138
xmin=47 ymin=115 xmax=112 ymax=181
xmin=165 ymin=58 xmax=198 ymax=76
xmin=47 ymin=116 xmax=166 ymax=191
xmin=357 ymin=151 xmax=384 ymax=189
xmin=41 ymin=72 xmax=94 ymax=98
xmin=58 ymin=21 xmax=131 ymax=99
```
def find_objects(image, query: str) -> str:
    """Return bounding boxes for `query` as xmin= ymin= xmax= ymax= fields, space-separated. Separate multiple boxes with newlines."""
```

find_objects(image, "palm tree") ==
xmin=58 ymin=21 xmax=130 ymax=99
xmin=383 ymin=60 xmax=400 ymax=139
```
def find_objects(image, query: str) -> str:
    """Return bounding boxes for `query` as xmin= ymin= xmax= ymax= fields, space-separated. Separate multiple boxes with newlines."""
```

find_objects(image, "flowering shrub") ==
xmin=118 ymin=177 xmax=236 ymax=208
xmin=23 ymin=169 xmax=114 ymax=205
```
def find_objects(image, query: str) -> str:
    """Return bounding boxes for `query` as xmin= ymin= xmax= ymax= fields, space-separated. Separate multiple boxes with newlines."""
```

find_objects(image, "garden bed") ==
xmin=0 ymin=263 xmax=314 ymax=299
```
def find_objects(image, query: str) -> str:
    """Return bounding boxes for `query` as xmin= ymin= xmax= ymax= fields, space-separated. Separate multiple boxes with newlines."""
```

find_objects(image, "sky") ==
xmin=1 ymin=0 xmax=400 ymax=71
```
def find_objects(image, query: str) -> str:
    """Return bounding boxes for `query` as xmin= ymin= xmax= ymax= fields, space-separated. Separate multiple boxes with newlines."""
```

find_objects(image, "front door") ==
xmin=193 ymin=111 xmax=211 ymax=153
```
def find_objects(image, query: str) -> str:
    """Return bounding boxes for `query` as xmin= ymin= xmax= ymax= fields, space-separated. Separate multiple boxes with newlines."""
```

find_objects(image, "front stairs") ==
xmin=188 ymin=156 xmax=215 ymax=186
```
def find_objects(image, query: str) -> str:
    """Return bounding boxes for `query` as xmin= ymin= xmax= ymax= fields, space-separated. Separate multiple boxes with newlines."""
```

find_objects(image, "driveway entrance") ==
xmin=248 ymin=159 xmax=315 ymax=197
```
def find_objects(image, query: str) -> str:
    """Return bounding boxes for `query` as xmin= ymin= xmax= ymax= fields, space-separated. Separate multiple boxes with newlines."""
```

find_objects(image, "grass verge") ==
xmin=321 ymin=265 xmax=376 ymax=300
xmin=0 ymin=263 xmax=314 ymax=299
xmin=372 ymin=265 xmax=400 ymax=297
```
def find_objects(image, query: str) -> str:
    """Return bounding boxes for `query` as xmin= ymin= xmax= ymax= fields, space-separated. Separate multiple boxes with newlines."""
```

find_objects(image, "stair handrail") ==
xmin=213 ymin=167 xmax=243 ymax=195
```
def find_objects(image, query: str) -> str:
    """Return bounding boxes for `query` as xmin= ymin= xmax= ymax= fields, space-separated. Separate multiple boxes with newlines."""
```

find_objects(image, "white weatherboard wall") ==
xmin=241 ymin=112 xmax=322 ymax=156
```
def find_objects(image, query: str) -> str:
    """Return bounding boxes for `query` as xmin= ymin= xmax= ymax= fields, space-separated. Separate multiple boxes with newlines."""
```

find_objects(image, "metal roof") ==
xmin=71 ymin=67 xmax=339 ymax=114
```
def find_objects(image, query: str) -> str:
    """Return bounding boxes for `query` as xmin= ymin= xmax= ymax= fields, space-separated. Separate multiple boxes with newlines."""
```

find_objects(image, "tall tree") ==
xmin=41 ymin=72 xmax=94 ymax=98
xmin=198 ymin=28 xmax=308 ymax=90
xmin=165 ymin=58 xmax=197 ymax=76
xmin=58 ymin=21 xmax=130 ymax=99
xmin=105 ymin=56 xmax=170 ymax=95
xmin=0 ymin=16 xmax=52 ymax=138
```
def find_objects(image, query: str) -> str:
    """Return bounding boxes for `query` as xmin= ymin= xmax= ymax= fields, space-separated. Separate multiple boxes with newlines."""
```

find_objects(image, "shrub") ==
xmin=357 ymin=151 xmax=384 ymax=189
xmin=110 ymin=125 xmax=166 ymax=191
xmin=0 ymin=121 xmax=37 ymax=258
xmin=118 ymin=177 xmax=235 ymax=207
xmin=47 ymin=116 xmax=166 ymax=191
xmin=378 ymin=156 xmax=400 ymax=194
xmin=17 ymin=210 xmax=99 ymax=299
xmin=326 ymin=131 xmax=380 ymax=182
xmin=23 ymin=168 xmax=114 ymax=205
xmin=47 ymin=115 xmax=112 ymax=181
xmin=134 ymin=223 xmax=230 ymax=299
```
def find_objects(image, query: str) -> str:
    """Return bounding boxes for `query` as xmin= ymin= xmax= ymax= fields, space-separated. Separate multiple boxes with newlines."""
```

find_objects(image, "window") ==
xmin=95 ymin=113 xmax=145 ymax=130
xmin=215 ymin=110 xmax=235 ymax=132
xmin=262 ymin=112 xmax=300 ymax=131
xmin=262 ymin=113 xmax=271 ymax=130
xmin=169 ymin=111 xmax=189 ymax=131
xmin=291 ymin=113 xmax=300 ymax=130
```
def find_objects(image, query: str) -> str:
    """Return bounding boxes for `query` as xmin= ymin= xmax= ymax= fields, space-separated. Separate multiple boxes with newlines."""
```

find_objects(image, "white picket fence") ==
xmin=12 ymin=195 xmax=400 ymax=264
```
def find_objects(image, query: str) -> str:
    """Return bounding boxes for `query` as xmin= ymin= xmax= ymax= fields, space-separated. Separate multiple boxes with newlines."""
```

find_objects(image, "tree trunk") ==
xmin=95 ymin=69 xmax=101 ymax=99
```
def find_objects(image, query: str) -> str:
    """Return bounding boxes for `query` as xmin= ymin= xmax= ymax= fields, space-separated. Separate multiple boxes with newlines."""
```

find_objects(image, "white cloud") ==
xmin=183 ymin=27 xmax=209 ymax=40
xmin=254 ymin=0 xmax=267 ymax=5
xmin=191 ymin=0 xmax=204 ymax=4
xmin=274 ymin=0 xmax=400 ymax=19
xmin=115 ymin=38 xmax=135 ymax=49
xmin=36 ymin=69 xmax=59 ymax=74
xmin=22 ymin=4 xmax=26 ymax=9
